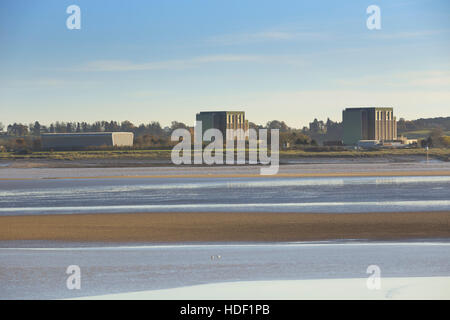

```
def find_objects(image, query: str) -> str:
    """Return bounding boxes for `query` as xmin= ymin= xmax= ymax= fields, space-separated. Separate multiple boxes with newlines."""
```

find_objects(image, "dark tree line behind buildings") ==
xmin=2 ymin=116 xmax=448 ymax=151
xmin=0 ymin=119 xmax=320 ymax=151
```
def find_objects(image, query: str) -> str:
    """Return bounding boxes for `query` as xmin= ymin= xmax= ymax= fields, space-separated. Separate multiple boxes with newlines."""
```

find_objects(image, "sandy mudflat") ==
xmin=1 ymin=170 xmax=450 ymax=181
xmin=0 ymin=211 xmax=449 ymax=242
xmin=75 ymin=277 xmax=450 ymax=300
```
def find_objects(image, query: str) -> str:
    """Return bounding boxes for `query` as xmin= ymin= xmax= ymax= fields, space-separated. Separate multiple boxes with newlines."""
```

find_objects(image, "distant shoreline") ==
xmin=1 ymin=159 xmax=449 ymax=180
xmin=2 ymin=170 xmax=450 ymax=181
xmin=0 ymin=148 xmax=449 ymax=168
xmin=0 ymin=152 xmax=448 ymax=170
xmin=1 ymin=211 xmax=449 ymax=242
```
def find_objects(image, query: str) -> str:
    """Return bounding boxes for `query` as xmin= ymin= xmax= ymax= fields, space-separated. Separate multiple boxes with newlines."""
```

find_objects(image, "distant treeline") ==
xmin=1 ymin=116 xmax=448 ymax=152
xmin=0 ymin=119 xmax=320 ymax=151
xmin=3 ymin=120 xmax=178 ymax=137
xmin=397 ymin=117 xmax=450 ymax=133
xmin=2 ymin=119 xmax=317 ymax=136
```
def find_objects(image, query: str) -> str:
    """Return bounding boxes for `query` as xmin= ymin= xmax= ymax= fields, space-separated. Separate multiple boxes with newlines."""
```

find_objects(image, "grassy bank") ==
xmin=281 ymin=148 xmax=450 ymax=160
xmin=0 ymin=149 xmax=173 ymax=161
xmin=0 ymin=148 xmax=449 ymax=161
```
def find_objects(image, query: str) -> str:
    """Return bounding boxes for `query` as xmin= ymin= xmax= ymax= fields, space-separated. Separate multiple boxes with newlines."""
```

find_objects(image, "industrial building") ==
xmin=41 ymin=132 xmax=134 ymax=150
xmin=196 ymin=111 xmax=249 ymax=140
xmin=342 ymin=107 xmax=397 ymax=145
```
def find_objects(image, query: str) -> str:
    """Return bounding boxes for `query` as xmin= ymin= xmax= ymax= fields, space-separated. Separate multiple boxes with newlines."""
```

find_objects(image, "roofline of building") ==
xmin=197 ymin=111 xmax=245 ymax=114
xmin=41 ymin=132 xmax=133 ymax=136
xmin=343 ymin=107 xmax=393 ymax=111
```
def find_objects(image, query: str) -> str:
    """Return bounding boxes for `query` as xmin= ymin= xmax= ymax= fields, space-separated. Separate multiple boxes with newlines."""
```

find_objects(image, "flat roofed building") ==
xmin=41 ymin=132 xmax=134 ymax=150
xmin=343 ymin=107 xmax=397 ymax=145
xmin=196 ymin=111 xmax=249 ymax=140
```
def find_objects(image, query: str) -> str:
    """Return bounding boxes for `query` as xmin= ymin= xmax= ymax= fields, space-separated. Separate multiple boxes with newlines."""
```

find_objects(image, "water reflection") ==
xmin=0 ymin=176 xmax=449 ymax=215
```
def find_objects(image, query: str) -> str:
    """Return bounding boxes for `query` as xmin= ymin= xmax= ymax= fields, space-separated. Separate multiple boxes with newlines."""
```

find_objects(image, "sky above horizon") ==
xmin=0 ymin=0 xmax=449 ymax=128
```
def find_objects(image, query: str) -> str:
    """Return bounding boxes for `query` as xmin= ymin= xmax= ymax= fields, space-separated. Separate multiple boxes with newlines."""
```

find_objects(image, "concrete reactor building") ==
xmin=342 ymin=107 xmax=397 ymax=145
xmin=196 ymin=111 xmax=249 ymax=140
xmin=41 ymin=132 xmax=134 ymax=150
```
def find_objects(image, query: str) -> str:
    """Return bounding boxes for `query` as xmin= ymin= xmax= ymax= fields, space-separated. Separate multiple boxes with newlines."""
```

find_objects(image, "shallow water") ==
xmin=1 ymin=175 xmax=449 ymax=215
xmin=1 ymin=240 xmax=449 ymax=299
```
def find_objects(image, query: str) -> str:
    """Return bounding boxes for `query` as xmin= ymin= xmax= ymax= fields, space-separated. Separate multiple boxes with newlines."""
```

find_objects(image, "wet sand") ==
xmin=1 ymin=170 xmax=450 ymax=181
xmin=2 ymin=159 xmax=450 ymax=180
xmin=1 ymin=211 xmax=449 ymax=242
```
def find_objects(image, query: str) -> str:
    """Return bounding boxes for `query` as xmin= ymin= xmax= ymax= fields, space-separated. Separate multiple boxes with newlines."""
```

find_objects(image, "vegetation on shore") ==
xmin=2 ymin=116 xmax=449 ymax=150
xmin=1 ymin=147 xmax=449 ymax=161
xmin=0 ymin=117 xmax=449 ymax=163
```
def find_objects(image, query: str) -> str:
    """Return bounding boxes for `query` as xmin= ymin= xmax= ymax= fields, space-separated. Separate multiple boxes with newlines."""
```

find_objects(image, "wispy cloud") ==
xmin=407 ymin=70 xmax=450 ymax=87
xmin=77 ymin=55 xmax=265 ymax=72
xmin=236 ymin=88 xmax=450 ymax=126
xmin=372 ymin=29 xmax=448 ymax=40
xmin=336 ymin=70 xmax=450 ymax=88
xmin=75 ymin=54 xmax=306 ymax=72
xmin=207 ymin=30 xmax=327 ymax=45
xmin=0 ymin=78 xmax=100 ymax=89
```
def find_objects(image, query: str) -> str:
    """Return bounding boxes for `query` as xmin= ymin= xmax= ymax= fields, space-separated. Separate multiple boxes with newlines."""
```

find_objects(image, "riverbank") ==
xmin=0 ymin=148 xmax=448 ymax=168
xmin=1 ymin=211 xmax=449 ymax=242
xmin=1 ymin=160 xmax=450 ymax=180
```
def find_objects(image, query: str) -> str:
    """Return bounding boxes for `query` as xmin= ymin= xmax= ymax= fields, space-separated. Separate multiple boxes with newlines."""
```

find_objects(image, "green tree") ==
xmin=266 ymin=120 xmax=290 ymax=132
xmin=121 ymin=120 xmax=135 ymax=132
xmin=7 ymin=123 xmax=29 ymax=136
xmin=429 ymin=128 xmax=444 ymax=147
xmin=32 ymin=121 xmax=41 ymax=136
xmin=170 ymin=121 xmax=188 ymax=131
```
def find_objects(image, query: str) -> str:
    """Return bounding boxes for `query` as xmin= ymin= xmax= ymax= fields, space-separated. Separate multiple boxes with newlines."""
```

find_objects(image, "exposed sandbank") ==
xmin=1 ymin=211 xmax=448 ymax=242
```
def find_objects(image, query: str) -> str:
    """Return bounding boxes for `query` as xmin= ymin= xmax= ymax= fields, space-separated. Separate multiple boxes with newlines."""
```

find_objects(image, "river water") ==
xmin=1 ymin=175 xmax=449 ymax=215
xmin=1 ymin=240 xmax=449 ymax=299
xmin=1 ymin=164 xmax=449 ymax=299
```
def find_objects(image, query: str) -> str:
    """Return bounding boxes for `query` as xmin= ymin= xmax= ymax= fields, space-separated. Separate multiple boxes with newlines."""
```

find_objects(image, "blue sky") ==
xmin=0 ymin=0 xmax=449 ymax=128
